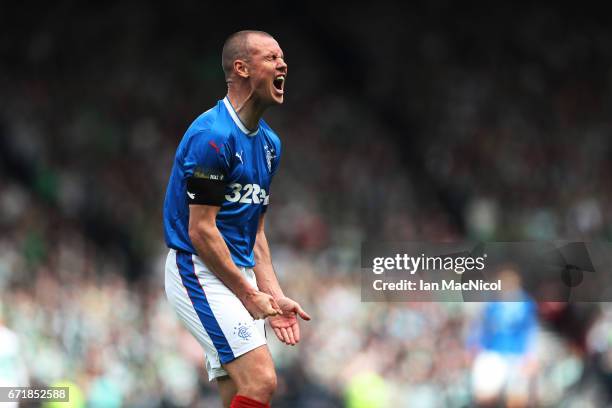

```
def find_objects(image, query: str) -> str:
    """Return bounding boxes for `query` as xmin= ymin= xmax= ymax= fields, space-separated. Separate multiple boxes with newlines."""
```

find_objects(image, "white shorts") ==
xmin=471 ymin=351 xmax=529 ymax=400
xmin=165 ymin=249 xmax=266 ymax=381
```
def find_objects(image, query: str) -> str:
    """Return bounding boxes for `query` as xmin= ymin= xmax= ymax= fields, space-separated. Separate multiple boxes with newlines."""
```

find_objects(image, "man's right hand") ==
xmin=240 ymin=290 xmax=282 ymax=319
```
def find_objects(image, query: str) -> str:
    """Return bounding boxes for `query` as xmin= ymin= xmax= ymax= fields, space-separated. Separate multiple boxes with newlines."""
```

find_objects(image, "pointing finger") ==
xmin=270 ymin=297 xmax=282 ymax=315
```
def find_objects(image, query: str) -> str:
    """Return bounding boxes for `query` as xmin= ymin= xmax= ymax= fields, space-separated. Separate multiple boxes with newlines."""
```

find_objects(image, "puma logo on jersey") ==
xmin=187 ymin=191 xmax=195 ymax=199
xmin=235 ymin=151 xmax=243 ymax=164
xmin=225 ymin=183 xmax=268 ymax=205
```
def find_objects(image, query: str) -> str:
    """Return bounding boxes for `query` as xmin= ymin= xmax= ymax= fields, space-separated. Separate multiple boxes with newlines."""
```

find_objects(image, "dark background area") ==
xmin=1 ymin=2 xmax=612 ymax=407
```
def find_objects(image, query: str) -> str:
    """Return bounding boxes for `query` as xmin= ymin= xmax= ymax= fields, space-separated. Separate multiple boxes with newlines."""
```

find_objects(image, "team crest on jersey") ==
xmin=264 ymin=145 xmax=276 ymax=173
xmin=233 ymin=322 xmax=252 ymax=340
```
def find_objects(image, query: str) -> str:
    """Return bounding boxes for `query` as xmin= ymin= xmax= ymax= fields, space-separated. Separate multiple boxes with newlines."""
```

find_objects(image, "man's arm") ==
xmin=253 ymin=213 xmax=284 ymax=300
xmin=188 ymin=204 xmax=281 ymax=319
xmin=254 ymin=213 xmax=311 ymax=345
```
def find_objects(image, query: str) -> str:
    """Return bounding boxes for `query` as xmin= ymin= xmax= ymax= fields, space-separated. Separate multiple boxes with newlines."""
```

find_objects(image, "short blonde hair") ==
xmin=221 ymin=30 xmax=273 ymax=79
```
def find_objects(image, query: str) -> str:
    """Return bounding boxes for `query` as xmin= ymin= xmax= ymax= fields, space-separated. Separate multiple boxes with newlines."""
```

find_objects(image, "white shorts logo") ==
xmin=233 ymin=322 xmax=252 ymax=340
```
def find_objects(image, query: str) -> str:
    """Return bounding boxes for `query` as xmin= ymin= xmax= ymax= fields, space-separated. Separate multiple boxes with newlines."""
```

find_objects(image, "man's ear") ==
xmin=234 ymin=60 xmax=249 ymax=78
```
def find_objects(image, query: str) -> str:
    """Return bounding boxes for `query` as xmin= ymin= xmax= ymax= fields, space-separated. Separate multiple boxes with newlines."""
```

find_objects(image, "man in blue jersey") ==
xmin=469 ymin=266 xmax=538 ymax=407
xmin=163 ymin=30 xmax=311 ymax=408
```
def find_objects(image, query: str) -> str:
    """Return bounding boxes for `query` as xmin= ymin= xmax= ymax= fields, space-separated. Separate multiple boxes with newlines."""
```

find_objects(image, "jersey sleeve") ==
xmin=183 ymin=130 xmax=231 ymax=206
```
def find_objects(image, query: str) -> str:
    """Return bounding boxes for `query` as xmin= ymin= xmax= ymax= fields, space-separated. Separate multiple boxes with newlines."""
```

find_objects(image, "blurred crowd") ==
xmin=2 ymin=2 xmax=612 ymax=407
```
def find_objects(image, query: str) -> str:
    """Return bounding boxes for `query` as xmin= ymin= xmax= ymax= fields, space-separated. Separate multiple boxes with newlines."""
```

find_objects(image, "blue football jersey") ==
xmin=479 ymin=295 xmax=537 ymax=354
xmin=163 ymin=97 xmax=282 ymax=267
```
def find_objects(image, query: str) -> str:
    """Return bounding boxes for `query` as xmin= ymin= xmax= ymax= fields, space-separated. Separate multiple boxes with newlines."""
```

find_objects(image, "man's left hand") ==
xmin=268 ymin=297 xmax=311 ymax=346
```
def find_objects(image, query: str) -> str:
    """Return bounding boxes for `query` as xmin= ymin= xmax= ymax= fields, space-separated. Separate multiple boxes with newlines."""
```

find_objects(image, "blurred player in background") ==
xmin=163 ymin=30 xmax=310 ymax=408
xmin=0 ymin=305 xmax=29 ymax=408
xmin=469 ymin=266 xmax=539 ymax=408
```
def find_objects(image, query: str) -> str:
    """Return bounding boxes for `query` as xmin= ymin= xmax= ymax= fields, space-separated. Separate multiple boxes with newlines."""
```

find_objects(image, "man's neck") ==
xmin=226 ymin=87 xmax=267 ymax=132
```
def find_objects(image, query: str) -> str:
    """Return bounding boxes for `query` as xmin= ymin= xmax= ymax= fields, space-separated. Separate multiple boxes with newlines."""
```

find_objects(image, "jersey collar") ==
xmin=223 ymin=97 xmax=259 ymax=136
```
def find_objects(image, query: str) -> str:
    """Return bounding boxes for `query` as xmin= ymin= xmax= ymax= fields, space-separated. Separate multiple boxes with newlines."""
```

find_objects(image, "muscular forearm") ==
xmin=189 ymin=225 xmax=256 ymax=299
xmin=253 ymin=231 xmax=284 ymax=299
